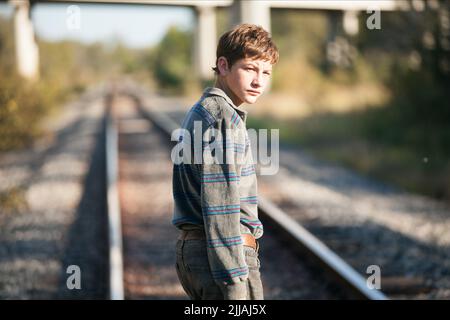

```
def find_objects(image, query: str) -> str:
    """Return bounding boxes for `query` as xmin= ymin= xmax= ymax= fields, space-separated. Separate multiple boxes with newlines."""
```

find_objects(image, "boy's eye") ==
xmin=264 ymin=71 xmax=271 ymax=75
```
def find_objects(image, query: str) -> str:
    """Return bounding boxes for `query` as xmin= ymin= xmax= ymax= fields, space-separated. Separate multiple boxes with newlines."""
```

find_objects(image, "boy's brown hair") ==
xmin=212 ymin=24 xmax=279 ymax=75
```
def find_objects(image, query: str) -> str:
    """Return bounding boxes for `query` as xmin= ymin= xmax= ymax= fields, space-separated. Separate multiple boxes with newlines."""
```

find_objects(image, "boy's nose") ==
xmin=252 ymin=73 xmax=263 ymax=88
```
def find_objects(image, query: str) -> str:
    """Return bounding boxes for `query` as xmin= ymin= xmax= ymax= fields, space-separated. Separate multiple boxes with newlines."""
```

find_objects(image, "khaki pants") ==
xmin=175 ymin=239 xmax=264 ymax=300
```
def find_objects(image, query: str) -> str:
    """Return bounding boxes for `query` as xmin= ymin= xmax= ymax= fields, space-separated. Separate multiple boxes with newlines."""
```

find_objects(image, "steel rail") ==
xmin=105 ymin=92 xmax=125 ymax=300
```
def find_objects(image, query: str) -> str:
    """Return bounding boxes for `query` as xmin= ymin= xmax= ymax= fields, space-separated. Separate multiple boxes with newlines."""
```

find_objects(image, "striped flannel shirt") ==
xmin=172 ymin=87 xmax=263 ymax=299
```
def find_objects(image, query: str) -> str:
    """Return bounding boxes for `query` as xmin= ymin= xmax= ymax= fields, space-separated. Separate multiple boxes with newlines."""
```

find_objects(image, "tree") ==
xmin=153 ymin=26 xmax=193 ymax=92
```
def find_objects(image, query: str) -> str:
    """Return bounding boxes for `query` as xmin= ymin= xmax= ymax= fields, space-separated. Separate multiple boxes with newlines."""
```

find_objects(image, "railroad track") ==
xmin=0 ymin=85 xmax=109 ymax=299
xmin=104 ymin=85 xmax=388 ymax=300
xmin=2 ymin=83 xmax=443 ymax=299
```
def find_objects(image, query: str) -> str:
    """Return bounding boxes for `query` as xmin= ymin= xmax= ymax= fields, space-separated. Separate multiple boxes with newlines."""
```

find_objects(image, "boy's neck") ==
xmin=214 ymin=78 xmax=243 ymax=107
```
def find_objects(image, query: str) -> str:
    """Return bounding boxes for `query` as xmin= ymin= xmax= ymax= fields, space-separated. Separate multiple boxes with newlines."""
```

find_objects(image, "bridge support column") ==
xmin=343 ymin=10 xmax=359 ymax=36
xmin=193 ymin=5 xmax=217 ymax=80
xmin=10 ymin=0 xmax=39 ymax=81
xmin=229 ymin=0 xmax=272 ymax=91
xmin=231 ymin=0 xmax=271 ymax=32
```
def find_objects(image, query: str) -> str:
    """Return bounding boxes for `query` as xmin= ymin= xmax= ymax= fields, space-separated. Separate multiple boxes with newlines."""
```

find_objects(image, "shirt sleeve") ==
xmin=200 ymin=117 xmax=248 ymax=300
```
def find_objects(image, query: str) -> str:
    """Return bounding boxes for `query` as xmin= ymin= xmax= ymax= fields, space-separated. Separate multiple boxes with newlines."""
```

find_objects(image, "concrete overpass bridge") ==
xmin=9 ymin=0 xmax=417 ymax=81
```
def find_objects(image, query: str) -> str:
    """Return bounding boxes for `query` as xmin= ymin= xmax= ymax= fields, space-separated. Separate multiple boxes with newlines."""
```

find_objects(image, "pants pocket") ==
xmin=244 ymin=246 xmax=260 ymax=270
xmin=176 ymin=256 xmax=197 ymax=299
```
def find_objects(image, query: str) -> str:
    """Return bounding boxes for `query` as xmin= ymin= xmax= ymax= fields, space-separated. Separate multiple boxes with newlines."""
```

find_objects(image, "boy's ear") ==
xmin=217 ymin=56 xmax=230 ymax=76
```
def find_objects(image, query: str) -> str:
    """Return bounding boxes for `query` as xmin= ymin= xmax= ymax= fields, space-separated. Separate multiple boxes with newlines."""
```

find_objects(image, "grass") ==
xmin=0 ymin=187 xmax=28 ymax=213
xmin=247 ymin=107 xmax=450 ymax=202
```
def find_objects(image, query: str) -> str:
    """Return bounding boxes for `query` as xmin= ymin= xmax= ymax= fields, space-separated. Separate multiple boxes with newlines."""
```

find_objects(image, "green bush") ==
xmin=0 ymin=75 xmax=48 ymax=150
xmin=153 ymin=26 xmax=197 ymax=94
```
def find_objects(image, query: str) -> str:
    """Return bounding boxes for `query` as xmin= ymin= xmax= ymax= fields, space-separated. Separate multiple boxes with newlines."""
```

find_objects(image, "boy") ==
xmin=172 ymin=24 xmax=279 ymax=300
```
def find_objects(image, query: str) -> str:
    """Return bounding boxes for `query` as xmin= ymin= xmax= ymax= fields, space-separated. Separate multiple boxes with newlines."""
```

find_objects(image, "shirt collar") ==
xmin=202 ymin=87 xmax=248 ymax=121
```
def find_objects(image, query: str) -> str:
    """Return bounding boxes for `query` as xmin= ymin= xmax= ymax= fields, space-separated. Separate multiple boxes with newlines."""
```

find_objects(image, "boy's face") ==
xmin=219 ymin=57 xmax=273 ymax=105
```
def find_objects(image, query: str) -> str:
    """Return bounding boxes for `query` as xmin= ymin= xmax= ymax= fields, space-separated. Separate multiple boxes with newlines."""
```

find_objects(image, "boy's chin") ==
xmin=243 ymin=95 xmax=259 ymax=104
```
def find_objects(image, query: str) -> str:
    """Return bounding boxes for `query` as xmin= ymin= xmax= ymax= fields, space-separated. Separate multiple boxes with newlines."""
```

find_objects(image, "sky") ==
xmin=0 ymin=2 xmax=194 ymax=49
